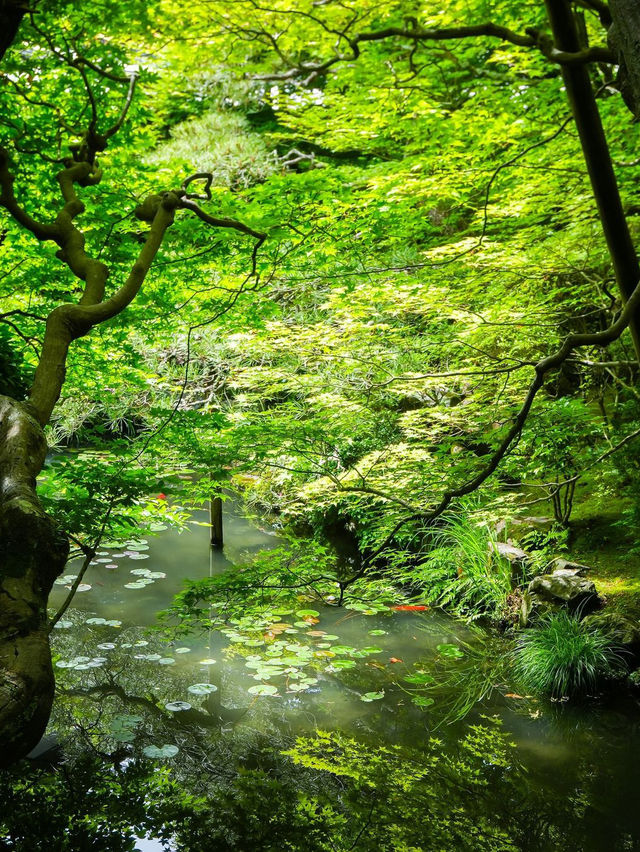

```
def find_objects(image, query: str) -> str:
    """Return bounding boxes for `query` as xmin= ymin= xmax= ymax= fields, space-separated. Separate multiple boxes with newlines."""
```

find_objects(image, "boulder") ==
xmin=519 ymin=568 xmax=603 ymax=626
xmin=549 ymin=558 xmax=592 ymax=575
xmin=527 ymin=571 xmax=602 ymax=614
xmin=492 ymin=541 xmax=533 ymax=584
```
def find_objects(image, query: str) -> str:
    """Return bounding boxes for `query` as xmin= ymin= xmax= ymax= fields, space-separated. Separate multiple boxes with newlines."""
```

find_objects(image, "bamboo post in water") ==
xmin=209 ymin=495 xmax=223 ymax=548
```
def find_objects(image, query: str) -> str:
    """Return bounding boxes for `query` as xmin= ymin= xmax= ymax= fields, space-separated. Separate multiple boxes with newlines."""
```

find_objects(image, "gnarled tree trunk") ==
xmin=0 ymin=395 xmax=68 ymax=766
xmin=609 ymin=0 xmax=640 ymax=120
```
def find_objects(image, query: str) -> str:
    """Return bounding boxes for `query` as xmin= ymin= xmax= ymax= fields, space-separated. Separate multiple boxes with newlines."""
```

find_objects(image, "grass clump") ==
xmin=415 ymin=511 xmax=513 ymax=621
xmin=514 ymin=611 xmax=626 ymax=699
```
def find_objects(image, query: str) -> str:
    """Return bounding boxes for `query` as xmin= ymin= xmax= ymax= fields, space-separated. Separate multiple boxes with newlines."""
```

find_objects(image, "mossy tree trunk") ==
xmin=0 ymin=396 xmax=68 ymax=766
xmin=609 ymin=0 xmax=640 ymax=120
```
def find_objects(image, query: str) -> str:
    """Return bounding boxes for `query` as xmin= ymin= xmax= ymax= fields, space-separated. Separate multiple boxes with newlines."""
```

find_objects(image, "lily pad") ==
xmin=187 ymin=683 xmax=218 ymax=695
xmin=404 ymin=672 xmax=435 ymax=685
xmin=165 ymin=701 xmax=192 ymax=712
xmin=199 ymin=658 xmax=217 ymax=665
xmin=142 ymin=744 xmax=179 ymax=759
xmin=437 ymin=643 xmax=464 ymax=659
xmin=158 ymin=657 xmax=176 ymax=665
xmin=360 ymin=691 xmax=385 ymax=702
xmin=248 ymin=684 xmax=279 ymax=696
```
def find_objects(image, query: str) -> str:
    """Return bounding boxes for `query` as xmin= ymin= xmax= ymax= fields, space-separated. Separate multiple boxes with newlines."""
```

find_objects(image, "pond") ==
xmin=3 ymin=504 xmax=640 ymax=851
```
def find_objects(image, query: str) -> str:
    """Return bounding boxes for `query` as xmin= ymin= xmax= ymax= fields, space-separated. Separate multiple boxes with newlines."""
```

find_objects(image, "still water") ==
xmin=5 ymin=505 xmax=640 ymax=851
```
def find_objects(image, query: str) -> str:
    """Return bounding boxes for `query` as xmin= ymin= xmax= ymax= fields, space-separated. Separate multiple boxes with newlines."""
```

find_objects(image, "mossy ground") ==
xmin=568 ymin=495 xmax=640 ymax=620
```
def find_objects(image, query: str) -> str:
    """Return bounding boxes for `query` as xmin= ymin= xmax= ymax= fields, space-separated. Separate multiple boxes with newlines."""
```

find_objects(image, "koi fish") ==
xmin=392 ymin=605 xmax=429 ymax=611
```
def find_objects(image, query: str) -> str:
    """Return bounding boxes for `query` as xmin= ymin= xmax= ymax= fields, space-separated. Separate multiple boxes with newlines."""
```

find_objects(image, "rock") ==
xmin=493 ymin=541 xmax=533 ymax=586
xmin=519 ymin=589 xmax=555 ymax=628
xmin=527 ymin=571 xmax=602 ymax=616
xmin=550 ymin=558 xmax=591 ymax=575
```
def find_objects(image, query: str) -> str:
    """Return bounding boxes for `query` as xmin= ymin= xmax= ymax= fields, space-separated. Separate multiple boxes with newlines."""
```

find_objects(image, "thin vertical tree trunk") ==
xmin=545 ymin=0 xmax=640 ymax=361
xmin=209 ymin=495 xmax=223 ymax=549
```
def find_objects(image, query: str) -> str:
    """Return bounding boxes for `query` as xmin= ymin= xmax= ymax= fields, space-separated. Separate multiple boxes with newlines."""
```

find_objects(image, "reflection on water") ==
xmin=5 ymin=505 xmax=640 ymax=851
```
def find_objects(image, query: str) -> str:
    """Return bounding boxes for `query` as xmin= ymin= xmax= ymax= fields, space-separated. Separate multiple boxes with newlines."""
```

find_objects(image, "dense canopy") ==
xmin=0 ymin=1 xmax=639 ymax=849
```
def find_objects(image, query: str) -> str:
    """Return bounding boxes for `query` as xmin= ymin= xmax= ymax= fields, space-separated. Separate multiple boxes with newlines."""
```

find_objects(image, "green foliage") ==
xmin=411 ymin=507 xmax=514 ymax=620
xmin=282 ymin=724 xmax=518 ymax=851
xmin=147 ymin=110 xmax=278 ymax=189
xmin=514 ymin=611 xmax=627 ymax=699
xmin=0 ymin=324 xmax=30 ymax=398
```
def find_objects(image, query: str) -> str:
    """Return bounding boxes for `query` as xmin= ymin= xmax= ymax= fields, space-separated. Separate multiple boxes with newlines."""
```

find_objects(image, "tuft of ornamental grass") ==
xmin=514 ymin=611 xmax=626 ymax=699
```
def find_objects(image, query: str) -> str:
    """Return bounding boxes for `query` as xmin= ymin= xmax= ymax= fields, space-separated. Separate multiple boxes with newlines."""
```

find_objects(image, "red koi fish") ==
xmin=392 ymin=604 xmax=429 ymax=612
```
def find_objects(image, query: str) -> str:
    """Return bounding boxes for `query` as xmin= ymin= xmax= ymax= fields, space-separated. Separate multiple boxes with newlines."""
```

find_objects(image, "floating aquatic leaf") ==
xmin=328 ymin=660 xmax=356 ymax=670
xmin=187 ymin=683 xmax=218 ymax=695
xmin=85 ymin=617 xmax=107 ymax=625
xmin=331 ymin=645 xmax=356 ymax=656
xmin=360 ymin=691 xmax=385 ymax=702
xmin=129 ymin=554 xmax=150 ymax=560
xmin=403 ymin=671 xmax=435 ymax=685
xmin=248 ymin=684 xmax=278 ymax=696
xmin=54 ymin=575 xmax=77 ymax=586
xmin=76 ymin=584 xmax=92 ymax=592
xmin=124 ymin=582 xmax=146 ymax=589
xmin=412 ymin=695 xmax=435 ymax=708
xmin=368 ymin=629 xmax=387 ymax=636
xmin=147 ymin=572 xmax=166 ymax=579
xmin=360 ymin=646 xmax=384 ymax=655
xmin=158 ymin=658 xmax=175 ymax=665
xmin=142 ymin=744 xmax=179 ymax=759
xmin=288 ymin=682 xmax=310 ymax=692
xmin=165 ymin=701 xmax=192 ymax=712
xmin=437 ymin=643 xmax=464 ymax=659
xmin=199 ymin=658 xmax=216 ymax=665
xmin=96 ymin=643 xmax=116 ymax=650
xmin=130 ymin=568 xmax=152 ymax=576
xmin=104 ymin=620 xmax=122 ymax=627
xmin=257 ymin=668 xmax=285 ymax=678
xmin=296 ymin=609 xmax=320 ymax=618
xmin=174 ymin=647 xmax=191 ymax=654
xmin=143 ymin=654 xmax=162 ymax=662
xmin=53 ymin=620 xmax=73 ymax=629
xmin=105 ymin=564 xmax=119 ymax=570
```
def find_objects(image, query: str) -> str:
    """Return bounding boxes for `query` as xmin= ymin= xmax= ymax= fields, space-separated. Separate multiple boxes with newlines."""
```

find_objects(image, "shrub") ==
xmin=514 ymin=611 xmax=626 ymax=698
xmin=413 ymin=511 xmax=513 ymax=621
